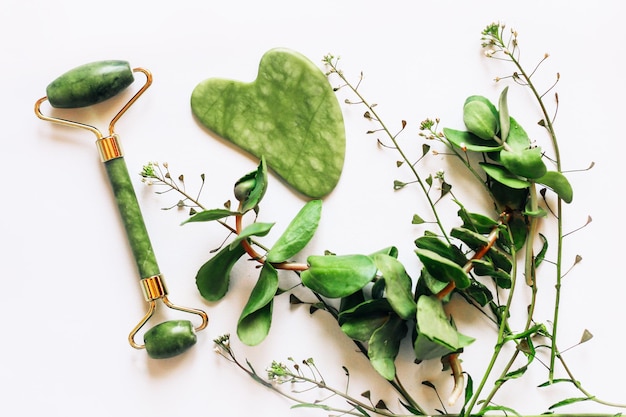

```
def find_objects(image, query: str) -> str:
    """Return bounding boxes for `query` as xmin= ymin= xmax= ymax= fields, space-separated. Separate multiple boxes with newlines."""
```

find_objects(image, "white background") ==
xmin=1 ymin=1 xmax=625 ymax=416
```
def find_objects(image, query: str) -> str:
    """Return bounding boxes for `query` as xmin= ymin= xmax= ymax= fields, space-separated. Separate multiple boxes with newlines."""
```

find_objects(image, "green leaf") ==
xmin=191 ymin=48 xmax=346 ymax=198
xmin=417 ymin=267 xmax=449 ymax=296
xmin=237 ymin=263 xmax=278 ymax=345
xmin=498 ymin=87 xmax=510 ymax=141
xmin=229 ymin=222 xmax=275 ymax=250
xmin=537 ymin=170 xmax=573 ymax=203
xmin=301 ymin=254 xmax=377 ymax=298
xmin=462 ymin=95 xmax=499 ymax=140
xmin=480 ymin=162 xmax=530 ymax=189
xmin=457 ymin=207 xmax=499 ymax=234
xmin=235 ymin=157 xmax=269 ymax=213
xmin=266 ymin=200 xmax=321 ymax=263
xmin=369 ymin=246 xmax=399 ymax=259
xmin=490 ymin=180 xmax=529 ymax=211
xmin=443 ymin=128 xmax=502 ymax=152
xmin=464 ymin=280 xmax=494 ymax=306
xmin=372 ymin=254 xmax=416 ymax=320
xmin=181 ymin=208 xmax=238 ymax=225
xmin=499 ymin=364 xmax=528 ymax=382
xmin=507 ymin=215 xmax=528 ymax=251
xmin=414 ymin=295 xmax=475 ymax=361
xmin=506 ymin=117 xmax=532 ymax=152
xmin=338 ymin=289 xmax=365 ymax=314
xmin=450 ymin=226 xmax=512 ymax=272
xmin=414 ymin=234 xmax=467 ymax=267
xmin=195 ymin=243 xmax=247 ymax=301
xmin=339 ymin=299 xmax=393 ymax=341
xmin=537 ymin=378 xmax=579 ymax=388
xmin=450 ymin=226 xmax=489 ymax=249
xmin=471 ymin=259 xmax=512 ymax=289
xmin=368 ymin=315 xmax=407 ymax=380
xmin=500 ymin=148 xmax=547 ymax=179
xmin=548 ymin=397 xmax=590 ymax=410
xmin=415 ymin=248 xmax=470 ymax=289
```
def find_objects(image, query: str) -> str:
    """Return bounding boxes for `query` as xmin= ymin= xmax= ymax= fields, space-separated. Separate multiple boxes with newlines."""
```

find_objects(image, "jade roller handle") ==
xmin=103 ymin=154 xmax=160 ymax=279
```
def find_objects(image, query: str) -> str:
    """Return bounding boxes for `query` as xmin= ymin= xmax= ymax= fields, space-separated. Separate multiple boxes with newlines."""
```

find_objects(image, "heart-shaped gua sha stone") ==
xmin=191 ymin=48 xmax=345 ymax=198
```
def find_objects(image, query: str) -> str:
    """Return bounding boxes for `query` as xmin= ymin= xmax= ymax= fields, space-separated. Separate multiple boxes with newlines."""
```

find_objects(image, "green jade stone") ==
xmin=191 ymin=48 xmax=346 ymax=198
xmin=104 ymin=157 xmax=160 ymax=279
xmin=46 ymin=60 xmax=134 ymax=108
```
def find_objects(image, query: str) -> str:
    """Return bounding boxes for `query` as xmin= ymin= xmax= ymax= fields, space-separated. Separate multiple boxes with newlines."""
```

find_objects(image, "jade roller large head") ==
xmin=35 ymin=60 xmax=208 ymax=359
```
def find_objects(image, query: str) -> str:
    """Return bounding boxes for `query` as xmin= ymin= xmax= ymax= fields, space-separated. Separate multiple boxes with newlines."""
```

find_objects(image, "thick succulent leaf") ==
xmin=537 ymin=171 xmax=573 ymax=203
xmin=372 ymin=254 xmax=416 ymax=320
xmin=266 ymin=200 xmax=322 ymax=263
xmin=471 ymin=259 xmax=512 ymax=289
xmin=191 ymin=48 xmax=345 ymax=198
xmin=507 ymin=215 xmax=528 ymax=251
xmin=480 ymin=162 xmax=530 ymax=189
xmin=505 ymin=117 xmax=531 ymax=152
xmin=490 ymin=180 xmax=529 ymax=211
xmin=417 ymin=267 xmax=449 ymax=296
xmin=369 ymin=246 xmax=399 ymax=259
xmin=339 ymin=299 xmax=393 ymax=341
xmin=450 ymin=227 xmax=513 ymax=273
xmin=415 ymin=248 xmax=470 ymax=289
xmin=339 ymin=290 xmax=366 ymax=315
xmin=464 ymin=280 xmax=494 ymax=307
xmin=229 ymin=222 xmax=275 ymax=250
xmin=463 ymin=96 xmax=499 ymax=140
xmin=457 ymin=208 xmax=499 ymax=234
xmin=500 ymin=148 xmax=547 ymax=179
xmin=368 ymin=315 xmax=407 ymax=380
xmin=237 ymin=263 xmax=278 ymax=346
xmin=414 ymin=233 xmax=467 ymax=266
xmin=450 ymin=226 xmax=489 ymax=249
xmin=414 ymin=295 xmax=475 ymax=361
xmin=195 ymin=244 xmax=247 ymax=301
xmin=443 ymin=128 xmax=502 ymax=152
xmin=498 ymin=87 xmax=510 ymax=141
xmin=301 ymin=254 xmax=377 ymax=298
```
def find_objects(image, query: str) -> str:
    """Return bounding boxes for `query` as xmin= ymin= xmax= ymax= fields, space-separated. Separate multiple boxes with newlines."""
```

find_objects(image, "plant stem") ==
xmin=325 ymin=58 xmax=451 ymax=244
xmin=463 ymin=229 xmax=519 ymax=416
xmin=489 ymin=27 xmax=565 ymax=381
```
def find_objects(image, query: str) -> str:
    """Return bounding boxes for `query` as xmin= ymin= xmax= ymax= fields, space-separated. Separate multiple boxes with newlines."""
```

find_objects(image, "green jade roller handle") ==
xmin=104 ymin=155 xmax=160 ymax=279
xmin=39 ymin=60 xmax=206 ymax=359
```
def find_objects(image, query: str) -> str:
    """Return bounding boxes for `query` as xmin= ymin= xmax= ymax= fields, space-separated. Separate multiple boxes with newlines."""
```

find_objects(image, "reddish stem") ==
xmin=235 ymin=211 xmax=309 ymax=272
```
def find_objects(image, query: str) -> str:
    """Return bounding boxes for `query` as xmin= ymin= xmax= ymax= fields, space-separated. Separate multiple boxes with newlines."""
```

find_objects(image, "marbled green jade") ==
xmin=191 ymin=48 xmax=346 ymax=198
xmin=105 ymin=157 xmax=160 ymax=279
xmin=46 ymin=60 xmax=134 ymax=108
xmin=144 ymin=320 xmax=197 ymax=359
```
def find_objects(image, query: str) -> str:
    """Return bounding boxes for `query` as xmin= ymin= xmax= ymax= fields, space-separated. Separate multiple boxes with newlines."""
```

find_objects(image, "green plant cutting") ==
xmin=139 ymin=23 xmax=625 ymax=416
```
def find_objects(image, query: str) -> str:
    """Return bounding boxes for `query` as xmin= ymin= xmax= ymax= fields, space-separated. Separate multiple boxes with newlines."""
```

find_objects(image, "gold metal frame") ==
xmin=34 ymin=67 xmax=153 ymax=141
xmin=35 ymin=67 xmax=208 ymax=350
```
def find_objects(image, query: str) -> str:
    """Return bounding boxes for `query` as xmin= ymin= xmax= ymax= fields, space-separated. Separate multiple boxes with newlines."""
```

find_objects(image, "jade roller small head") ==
xmin=143 ymin=320 xmax=198 ymax=359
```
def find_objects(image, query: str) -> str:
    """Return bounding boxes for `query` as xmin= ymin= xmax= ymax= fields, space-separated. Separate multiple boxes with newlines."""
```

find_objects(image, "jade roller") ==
xmin=35 ymin=60 xmax=208 ymax=359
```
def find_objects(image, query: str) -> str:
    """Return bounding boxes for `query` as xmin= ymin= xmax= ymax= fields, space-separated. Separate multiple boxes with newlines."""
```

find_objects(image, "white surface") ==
xmin=1 ymin=1 xmax=625 ymax=416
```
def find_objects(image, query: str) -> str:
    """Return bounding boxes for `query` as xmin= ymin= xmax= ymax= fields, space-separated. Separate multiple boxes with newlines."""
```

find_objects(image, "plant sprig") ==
xmin=143 ymin=23 xmax=626 ymax=416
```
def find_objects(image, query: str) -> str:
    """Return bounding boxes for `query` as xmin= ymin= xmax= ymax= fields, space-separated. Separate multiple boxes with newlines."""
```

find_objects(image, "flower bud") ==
xmin=234 ymin=177 xmax=257 ymax=202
